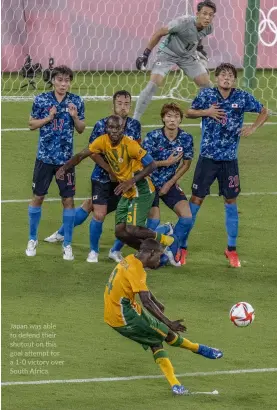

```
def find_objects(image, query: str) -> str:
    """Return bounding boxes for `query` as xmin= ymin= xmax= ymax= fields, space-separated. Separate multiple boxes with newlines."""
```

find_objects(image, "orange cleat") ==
xmin=176 ymin=248 xmax=188 ymax=265
xmin=224 ymin=249 xmax=241 ymax=268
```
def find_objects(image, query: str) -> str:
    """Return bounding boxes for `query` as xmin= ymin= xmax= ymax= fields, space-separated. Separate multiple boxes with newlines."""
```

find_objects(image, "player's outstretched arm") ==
xmin=56 ymin=148 xmax=92 ymax=179
xmin=136 ymin=27 xmax=169 ymax=70
xmin=139 ymin=291 xmax=186 ymax=333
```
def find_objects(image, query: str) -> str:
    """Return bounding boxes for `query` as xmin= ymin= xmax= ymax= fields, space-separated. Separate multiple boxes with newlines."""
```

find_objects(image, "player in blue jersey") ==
xmin=184 ymin=63 xmax=269 ymax=267
xmin=25 ymin=65 xmax=85 ymax=260
xmin=143 ymin=103 xmax=194 ymax=266
xmin=44 ymin=90 xmax=141 ymax=263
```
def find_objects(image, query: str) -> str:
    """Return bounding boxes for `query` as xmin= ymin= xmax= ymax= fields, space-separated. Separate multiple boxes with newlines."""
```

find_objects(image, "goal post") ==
xmin=1 ymin=0 xmax=277 ymax=113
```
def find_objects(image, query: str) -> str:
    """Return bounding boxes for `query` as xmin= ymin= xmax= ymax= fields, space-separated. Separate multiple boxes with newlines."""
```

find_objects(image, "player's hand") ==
xmin=240 ymin=125 xmax=256 ymax=137
xmin=206 ymin=104 xmax=226 ymax=122
xmin=114 ymin=178 xmax=135 ymax=195
xmin=49 ymin=106 xmax=57 ymax=120
xmin=68 ymin=103 xmax=78 ymax=119
xmin=168 ymin=319 xmax=187 ymax=333
xmin=165 ymin=152 xmax=183 ymax=166
xmin=159 ymin=181 xmax=173 ymax=196
xmin=136 ymin=48 xmax=151 ymax=70
xmin=56 ymin=166 xmax=65 ymax=180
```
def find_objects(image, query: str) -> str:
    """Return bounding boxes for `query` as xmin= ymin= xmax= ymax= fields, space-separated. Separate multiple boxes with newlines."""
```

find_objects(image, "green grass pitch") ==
xmin=1 ymin=76 xmax=277 ymax=409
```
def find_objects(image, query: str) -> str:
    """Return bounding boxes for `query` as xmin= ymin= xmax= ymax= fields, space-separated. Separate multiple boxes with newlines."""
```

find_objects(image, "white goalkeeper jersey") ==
xmin=159 ymin=16 xmax=213 ymax=58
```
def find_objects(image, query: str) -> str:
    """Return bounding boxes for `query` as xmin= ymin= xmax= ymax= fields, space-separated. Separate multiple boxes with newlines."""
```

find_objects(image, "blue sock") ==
xmin=28 ymin=206 xmax=42 ymax=240
xmin=90 ymin=218 xmax=103 ymax=253
xmin=147 ymin=218 xmax=160 ymax=231
xmin=63 ymin=209 xmax=75 ymax=247
xmin=225 ymin=203 xmax=238 ymax=248
xmin=180 ymin=202 xmax=200 ymax=248
xmin=173 ymin=217 xmax=193 ymax=246
xmin=58 ymin=207 xmax=89 ymax=236
xmin=169 ymin=234 xmax=179 ymax=257
xmin=111 ymin=239 xmax=124 ymax=252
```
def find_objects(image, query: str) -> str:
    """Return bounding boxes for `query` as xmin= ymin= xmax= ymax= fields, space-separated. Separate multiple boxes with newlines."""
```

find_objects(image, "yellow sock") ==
xmin=155 ymin=232 xmax=174 ymax=247
xmin=167 ymin=334 xmax=199 ymax=352
xmin=156 ymin=357 xmax=181 ymax=387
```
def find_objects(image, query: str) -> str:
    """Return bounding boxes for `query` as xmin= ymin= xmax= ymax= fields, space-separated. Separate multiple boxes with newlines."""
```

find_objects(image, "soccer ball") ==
xmin=229 ymin=302 xmax=255 ymax=327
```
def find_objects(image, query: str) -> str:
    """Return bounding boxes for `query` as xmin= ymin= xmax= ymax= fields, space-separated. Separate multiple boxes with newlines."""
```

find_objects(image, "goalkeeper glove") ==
xmin=136 ymin=48 xmax=151 ymax=70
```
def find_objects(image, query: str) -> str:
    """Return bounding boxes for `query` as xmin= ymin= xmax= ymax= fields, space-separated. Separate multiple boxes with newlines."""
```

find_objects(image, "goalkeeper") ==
xmin=134 ymin=0 xmax=216 ymax=120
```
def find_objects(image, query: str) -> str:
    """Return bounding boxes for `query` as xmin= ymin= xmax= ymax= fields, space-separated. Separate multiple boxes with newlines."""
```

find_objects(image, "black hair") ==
xmin=51 ymin=65 xmax=73 ymax=81
xmin=139 ymin=239 xmax=163 ymax=253
xmin=197 ymin=1 xmax=216 ymax=13
xmin=215 ymin=63 xmax=237 ymax=78
xmin=113 ymin=90 xmax=132 ymax=103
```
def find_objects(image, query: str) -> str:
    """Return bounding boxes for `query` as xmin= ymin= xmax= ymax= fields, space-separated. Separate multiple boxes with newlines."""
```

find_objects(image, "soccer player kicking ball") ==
xmin=26 ymin=65 xmax=85 ymax=260
xmin=184 ymin=63 xmax=269 ymax=267
xmin=56 ymin=115 xmax=174 ymax=251
xmin=45 ymin=90 xmax=141 ymax=263
xmin=104 ymin=238 xmax=223 ymax=395
xmin=142 ymin=103 xmax=194 ymax=266
xmin=134 ymin=0 xmax=216 ymax=120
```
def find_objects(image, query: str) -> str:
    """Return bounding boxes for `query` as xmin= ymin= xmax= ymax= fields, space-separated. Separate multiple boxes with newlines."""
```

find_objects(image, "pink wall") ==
xmin=2 ymin=0 xmax=277 ymax=72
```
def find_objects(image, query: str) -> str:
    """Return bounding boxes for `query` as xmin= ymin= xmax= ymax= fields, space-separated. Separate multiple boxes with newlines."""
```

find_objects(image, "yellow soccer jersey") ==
xmin=104 ymin=254 xmax=149 ymax=327
xmin=89 ymin=134 xmax=154 ymax=198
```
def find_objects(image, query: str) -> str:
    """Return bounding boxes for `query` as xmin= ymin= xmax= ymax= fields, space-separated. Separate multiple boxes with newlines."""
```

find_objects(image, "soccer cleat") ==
xmin=224 ymin=249 xmax=241 ymax=268
xmin=108 ymin=249 xmax=123 ymax=263
xmin=195 ymin=344 xmax=223 ymax=359
xmin=163 ymin=222 xmax=174 ymax=235
xmin=25 ymin=240 xmax=38 ymax=257
xmin=86 ymin=250 xmax=99 ymax=263
xmin=175 ymin=248 xmax=188 ymax=265
xmin=164 ymin=248 xmax=181 ymax=267
xmin=63 ymin=245 xmax=74 ymax=261
xmin=44 ymin=231 xmax=64 ymax=243
xmin=172 ymin=384 xmax=189 ymax=395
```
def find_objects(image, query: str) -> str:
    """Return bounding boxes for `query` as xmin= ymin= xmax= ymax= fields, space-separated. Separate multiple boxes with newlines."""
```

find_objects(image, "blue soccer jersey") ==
xmin=89 ymin=117 xmax=141 ymax=183
xmin=142 ymin=128 xmax=194 ymax=189
xmin=191 ymin=87 xmax=263 ymax=161
xmin=31 ymin=92 xmax=85 ymax=165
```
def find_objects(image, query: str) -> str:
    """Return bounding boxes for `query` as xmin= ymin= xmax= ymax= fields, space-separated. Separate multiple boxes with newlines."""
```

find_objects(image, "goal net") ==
xmin=1 ymin=0 xmax=277 ymax=113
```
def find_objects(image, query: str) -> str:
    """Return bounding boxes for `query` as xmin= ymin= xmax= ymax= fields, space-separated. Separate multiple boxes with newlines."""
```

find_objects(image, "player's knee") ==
xmin=190 ymin=196 xmax=204 ymax=206
xmin=224 ymin=198 xmax=237 ymax=205
xmin=194 ymin=73 xmax=211 ymax=88
xmin=62 ymin=196 xmax=74 ymax=209
xmin=125 ymin=225 xmax=138 ymax=237
xmin=150 ymin=74 xmax=164 ymax=87
xmin=93 ymin=210 xmax=106 ymax=222
xmin=31 ymin=195 xmax=44 ymax=206
xmin=115 ymin=224 xmax=127 ymax=241
xmin=82 ymin=199 xmax=93 ymax=213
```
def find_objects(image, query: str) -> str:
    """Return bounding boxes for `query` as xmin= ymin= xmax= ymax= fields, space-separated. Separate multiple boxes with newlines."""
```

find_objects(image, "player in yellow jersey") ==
xmin=104 ymin=238 xmax=223 ymax=395
xmin=56 ymin=115 xmax=175 ymax=251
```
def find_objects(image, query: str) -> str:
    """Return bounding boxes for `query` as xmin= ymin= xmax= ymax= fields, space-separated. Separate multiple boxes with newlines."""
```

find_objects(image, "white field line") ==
xmin=2 ymin=192 xmax=277 ymax=204
xmin=1 ymin=122 xmax=277 ymax=132
xmin=2 ymin=367 xmax=277 ymax=387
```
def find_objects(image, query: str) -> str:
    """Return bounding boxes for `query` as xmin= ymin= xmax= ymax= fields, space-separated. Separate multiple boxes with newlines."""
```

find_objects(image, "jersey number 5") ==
xmin=107 ymin=268 xmax=118 ymax=294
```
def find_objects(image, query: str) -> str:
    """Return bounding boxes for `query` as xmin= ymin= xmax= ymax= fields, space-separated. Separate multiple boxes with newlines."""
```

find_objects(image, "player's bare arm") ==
xmin=56 ymin=147 xmax=92 ymax=179
xmin=114 ymin=161 xmax=156 ymax=195
xmin=149 ymin=292 xmax=165 ymax=312
xmin=240 ymin=107 xmax=269 ymax=137
xmin=28 ymin=106 xmax=57 ymax=130
xmin=159 ymin=159 xmax=192 ymax=196
xmin=136 ymin=27 xmax=169 ymax=70
xmin=68 ymin=103 xmax=85 ymax=134
xmin=139 ymin=291 xmax=186 ymax=333
xmin=186 ymin=104 xmax=226 ymax=122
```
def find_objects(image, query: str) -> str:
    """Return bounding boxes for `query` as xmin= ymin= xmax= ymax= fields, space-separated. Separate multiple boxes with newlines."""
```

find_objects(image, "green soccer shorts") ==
xmin=115 ymin=179 xmax=155 ymax=227
xmin=112 ymin=299 xmax=169 ymax=350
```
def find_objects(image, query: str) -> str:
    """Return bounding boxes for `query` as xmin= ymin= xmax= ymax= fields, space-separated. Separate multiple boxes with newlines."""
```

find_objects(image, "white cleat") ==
xmin=25 ymin=240 xmax=38 ymax=257
xmin=63 ymin=245 xmax=74 ymax=261
xmin=108 ymin=249 xmax=123 ymax=263
xmin=86 ymin=250 xmax=99 ymax=263
xmin=164 ymin=248 xmax=181 ymax=267
xmin=44 ymin=231 xmax=64 ymax=243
